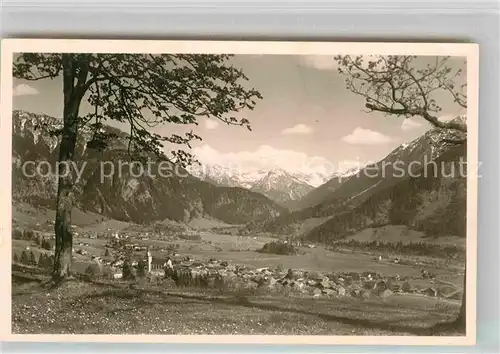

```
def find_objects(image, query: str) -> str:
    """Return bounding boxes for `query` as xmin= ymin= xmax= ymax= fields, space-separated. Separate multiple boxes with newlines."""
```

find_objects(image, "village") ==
xmin=12 ymin=223 xmax=463 ymax=303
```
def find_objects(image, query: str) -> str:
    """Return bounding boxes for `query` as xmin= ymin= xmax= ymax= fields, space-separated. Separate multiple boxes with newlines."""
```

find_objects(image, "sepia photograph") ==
xmin=1 ymin=40 xmax=478 ymax=344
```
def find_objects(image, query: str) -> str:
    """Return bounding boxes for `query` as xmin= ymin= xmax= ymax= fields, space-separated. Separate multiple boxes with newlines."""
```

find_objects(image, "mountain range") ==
xmin=12 ymin=109 xmax=467 ymax=245
xmin=188 ymin=163 xmax=359 ymax=208
xmin=12 ymin=110 xmax=285 ymax=225
xmin=252 ymin=116 xmax=467 ymax=242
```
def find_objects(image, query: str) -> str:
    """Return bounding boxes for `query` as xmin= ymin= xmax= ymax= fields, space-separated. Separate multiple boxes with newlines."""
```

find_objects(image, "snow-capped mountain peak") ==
xmin=250 ymin=168 xmax=314 ymax=205
xmin=188 ymin=164 xmax=329 ymax=206
xmin=188 ymin=164 xmax=269 ymax=189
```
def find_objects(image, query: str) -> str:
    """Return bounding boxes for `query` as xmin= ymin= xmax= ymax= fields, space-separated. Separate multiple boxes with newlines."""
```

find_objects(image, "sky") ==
xmin=12 ymin=54 xmax=467 ymax=176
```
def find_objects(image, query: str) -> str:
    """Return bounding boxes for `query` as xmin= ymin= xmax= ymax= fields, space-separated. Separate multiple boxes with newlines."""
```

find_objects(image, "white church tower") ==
xmin=147 ymin=247 xmax=152 ymax=273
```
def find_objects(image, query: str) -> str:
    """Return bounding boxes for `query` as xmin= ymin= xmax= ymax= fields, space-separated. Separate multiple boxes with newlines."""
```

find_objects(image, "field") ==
xmin=344 ymin=225 xmax=466 ymax=248
xmin=12 ymin=228 xmax=464 ymax=287
xmin=11 ymin=203 xmax=465 ymax=335
xmin=12 ymin=274 xmax=462 ymax=336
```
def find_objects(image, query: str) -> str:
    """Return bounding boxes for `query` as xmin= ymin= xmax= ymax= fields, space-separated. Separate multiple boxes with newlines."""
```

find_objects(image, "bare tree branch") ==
xmin=335 ymin=55 xmax=468 ymax=134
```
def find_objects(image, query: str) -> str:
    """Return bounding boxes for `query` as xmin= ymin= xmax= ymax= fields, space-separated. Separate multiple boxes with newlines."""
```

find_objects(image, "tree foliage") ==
xmin=20 ymin=251 xmax=29 ymax=265
xmin=335 ymin=54 xmax=468 ymax=332
xmin=41 ymin=239 xmax=52 ymax=250
xmin=13 ymin=53 xmax=262 ymax=282
xmin=136 ymin=259 xmax=147 ymax=278
xmin=258 ymin=241 xmax=297 ymax=255
xmin=13 ymin=53 xmax=262 ymax=165
xmin=36 ymin=253 xmax=51 ymax=270
xmin=335 ymin=239 xmax=464 ymax=260
xmin=85 ymin=264 xmax=97 ymax=278
xmin=335 ymin=55 xmax=467 ymax=144
xmin=28 ymin=251 xmax=37 ymax=266
xmin=38 ymin=253 xmax=47 ymax=268
xmin=122 ymin=259 xmax=134 ymax=281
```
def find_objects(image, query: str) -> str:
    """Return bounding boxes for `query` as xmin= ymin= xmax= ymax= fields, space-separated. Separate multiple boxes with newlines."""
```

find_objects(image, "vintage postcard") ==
xmin=0 ymin=39 xmax=478 ymax=345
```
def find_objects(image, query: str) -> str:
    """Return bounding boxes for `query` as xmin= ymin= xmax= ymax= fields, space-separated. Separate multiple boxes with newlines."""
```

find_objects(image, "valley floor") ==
xmin=11 ymin=203 xmax=466 ymax=336
xmin=12 ymin=273 xmax=462 ymax=336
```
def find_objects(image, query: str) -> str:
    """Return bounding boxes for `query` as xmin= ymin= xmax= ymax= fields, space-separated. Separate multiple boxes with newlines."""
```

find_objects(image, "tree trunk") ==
xmin=52 ymin=55 xmax=86 ymax=282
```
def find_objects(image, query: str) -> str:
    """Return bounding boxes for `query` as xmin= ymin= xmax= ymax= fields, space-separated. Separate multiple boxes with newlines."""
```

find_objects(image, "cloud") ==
xmin=401 ymin=118 xmax=423 ymax=131
xmin=191 ymin=144 xmax=361 ymax=178
xmin=281 ymin=124 xmax=313 ymax=135
xmin=204 ymin=119 xmax=219 ymax=130
xmin=13 ymin=84 xmax=39 ymax=96
xmin=301 ymin=56 xmax=339 ymax=71
xmin=341 ymin=127 xmax=392 ymax=145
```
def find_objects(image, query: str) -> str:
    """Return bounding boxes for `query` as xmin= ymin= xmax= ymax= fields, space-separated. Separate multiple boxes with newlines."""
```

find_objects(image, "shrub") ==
xmin=13 ymin=253 xmax=19 ymax=263
xmin=28 ymin=251 xmax=37 ymax=266
xmin=38 ymin=253 xmax=46 ymax=268
xmin=198 ymin=273 xmax=209 ymax=288
xmin=329 ymin=273 xmax=339 ymax=283
xmin=306 ymin=270 xmax=321 ymax=280
xmin=12 ymin=228 xmax=23 ymax=240
xmin=363 ymin=280 xmax=375 ymax=290
xmin=122 ymin=259 xmax=134 ymax=280
xmin=41 ymin=239 xmax=52 ymax=251
xmin=178 ymin=234 xmax=201 ymax=241
xmin=166 ymin=244 xmax=175 ymax=251
xmin=47 ymin=255 xmax=54 ymax=270
xmin=101 ymin=267 xmax=113 ymax=280
xmin=171 ymin=269 xmax=211 ymax=288
xmin=164 ymin=266 xmax=175 ymax=279
xmin=23 ymin=229 xmax=35 ymax=241
xmin=174 ymin=269 xmax=193 ymax=287
xmin=193 ymin=274 xmax=206 ymax=288
xmin=170 ymin=268 xmax=179 ymax=283
xmin=38 ymin=254 xmax=50 ymax=269
xmin=350 ymin=272 xmax=361 ymax=281
xmin=136 ymin=259 xmax=147 ymax=278
xmin=20 ymin=251 xmax=30 ymax=265
xmin=85 ymin=265 xmax=97 ymax=278
xmin=402 ymin=281 xmax=412 ymax=292
xmin=258 ymin=241 xmax=297 ymax=255
xmin=213 ymin=273 xmax=225 ymax=289
xmin=162 ymin=278 xmax=177 ymax=288
xmin=333 ymin=239 xmax=464 ymax=260
xmin=285 ymin=269 xmax=294 ymax=280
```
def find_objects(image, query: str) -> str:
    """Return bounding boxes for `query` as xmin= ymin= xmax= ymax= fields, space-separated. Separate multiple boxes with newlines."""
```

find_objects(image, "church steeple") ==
xmin=146 ymin=247 xmax=152 ymax=273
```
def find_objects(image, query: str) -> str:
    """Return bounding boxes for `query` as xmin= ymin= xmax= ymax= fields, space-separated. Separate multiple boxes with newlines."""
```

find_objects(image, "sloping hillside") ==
xmin=249 ymin=169 xmax=314 ymax=207
xmin=189 ymin=164 xmax=319 ymax=208
xmin=291 ymin=169 xmax=358 ymax=210
xmin=305 ymin=144 xmax=466 ymax=243
xmin=255 ymin=123 xmax=467 ymax=242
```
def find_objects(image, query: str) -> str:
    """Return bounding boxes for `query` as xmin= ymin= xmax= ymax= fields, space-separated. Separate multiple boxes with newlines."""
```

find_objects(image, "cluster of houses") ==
xmin=93 ymin=253 xmax=460 ymax=301
xmin=106 ymin=248 xmax=173 ymax=279
xmin=40 ymin=230 xmax=461 ymax=301
xmin=281 ymin=239 xmax=315 ymax=248
xmin=76 ymin=234 xmax=176 ymax=279
xmin=123 ymin=243 xmax=148 ymax=252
